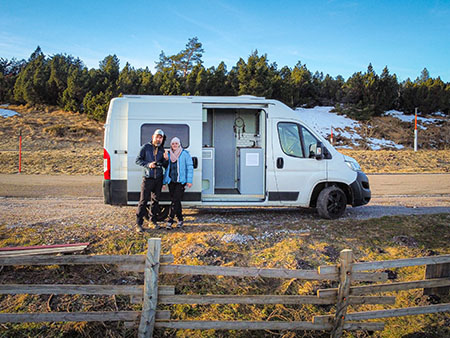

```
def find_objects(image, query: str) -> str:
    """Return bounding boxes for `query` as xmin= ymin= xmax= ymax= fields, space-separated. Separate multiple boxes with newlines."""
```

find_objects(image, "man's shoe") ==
xmin=166 ymin=219 xmax=174 ymax=230
xmin=176 ymin=221 xmax=184 ymax=228
xmin=136 ymin=223 xmax=145 ymax=233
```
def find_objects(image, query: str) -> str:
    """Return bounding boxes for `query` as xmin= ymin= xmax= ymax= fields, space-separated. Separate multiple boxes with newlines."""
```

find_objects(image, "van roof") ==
xmin=119 ymin=95 xmax=273 ymax=105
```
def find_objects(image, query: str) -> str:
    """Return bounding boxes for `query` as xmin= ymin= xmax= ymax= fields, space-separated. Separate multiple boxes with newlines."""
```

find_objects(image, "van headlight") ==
xmin=345 ymin=158 xmax=361 ymax=172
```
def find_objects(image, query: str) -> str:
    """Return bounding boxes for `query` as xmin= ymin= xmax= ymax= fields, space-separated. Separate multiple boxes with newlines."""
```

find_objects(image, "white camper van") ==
xmin=103 ymin=95 xmax=370 ymax=219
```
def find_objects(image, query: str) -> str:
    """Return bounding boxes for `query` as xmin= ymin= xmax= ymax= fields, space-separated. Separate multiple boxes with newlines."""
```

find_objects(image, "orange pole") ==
xmin=330 ymin=127 xmax=334 ymax=144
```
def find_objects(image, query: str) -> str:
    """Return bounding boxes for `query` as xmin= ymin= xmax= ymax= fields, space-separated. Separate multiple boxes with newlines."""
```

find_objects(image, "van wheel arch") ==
xmin=316 ymin=186 xmax=347 ymax=219
xmin=309 ymin=182 xmax=352 ymax=208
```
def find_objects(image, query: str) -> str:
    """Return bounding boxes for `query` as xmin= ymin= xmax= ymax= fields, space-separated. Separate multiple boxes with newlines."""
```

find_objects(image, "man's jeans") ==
xmin=136 ymin=177 xmax=163 ymax=225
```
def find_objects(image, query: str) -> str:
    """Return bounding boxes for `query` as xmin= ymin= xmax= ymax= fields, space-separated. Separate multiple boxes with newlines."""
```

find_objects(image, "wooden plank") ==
xmin=138 ymin=238 xmax=161 ymax=338
xmin=0 ymin=284 xmax=175 ymax=297
xmin=160 ymin=264 xmax=338 ymax=280
xmin=0 ymin=246 xmax=88 ymax=257
xmin=0 ymin=243 xmax=90 ymax=252
xmin=424 ymin=263 xmax=450 ymax=296
xmin=154 ymin=320 xmax=385 ymax=331
xmin=158 ymin=285 xmax=175 ymax=295
xmin=0 ymin=254 xmax=173 ymax=266
xmin=0 ymin=311 xmax=140 ymax=323
xmin=331 ymin=249 xmax=353 ymax=338
xmin=315 ymin=303 xmax=450 ymax=322
xmin=158 ymin=294 xmax=395 ymax=305
xmin=320 ymin=255 xmax=450 ymax=274
xmin=0 ymin=284 xmax=143 ymax=296
xmin=0 ymin=310 xmax=170 ymax=323
xmin=318 ymin=278 xmax=450 ymax=298
xmin=353 ymin=272 xmax=388 ymax=282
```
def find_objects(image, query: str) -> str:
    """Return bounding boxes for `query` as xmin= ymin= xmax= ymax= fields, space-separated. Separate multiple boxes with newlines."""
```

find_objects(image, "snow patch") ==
xmin=384 ymin=110 xmax=438 ymax=124
xmin=366 ymin=138 xmax=405 ymax=150
xmin=221 ymin=233 xmax=254 ymax=244
xmin=0 ymin=108 xmax=19 ymax=118
xmin=295 ymin=106 xmax=361 ymax=139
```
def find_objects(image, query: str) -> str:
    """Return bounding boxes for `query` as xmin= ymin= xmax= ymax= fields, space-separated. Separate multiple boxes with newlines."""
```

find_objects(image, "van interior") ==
xmin=201 ymin=108 xmax=266 ymax=201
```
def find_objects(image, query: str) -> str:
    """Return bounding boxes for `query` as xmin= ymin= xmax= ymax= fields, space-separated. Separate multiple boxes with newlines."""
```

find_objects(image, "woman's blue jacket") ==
xmin=163 ymin=150 xmax=193 ymax=185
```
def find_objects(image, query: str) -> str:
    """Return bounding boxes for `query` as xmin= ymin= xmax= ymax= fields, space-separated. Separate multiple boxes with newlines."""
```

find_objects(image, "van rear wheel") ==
xmin=317 ymin=186 xmax=347 ymax=219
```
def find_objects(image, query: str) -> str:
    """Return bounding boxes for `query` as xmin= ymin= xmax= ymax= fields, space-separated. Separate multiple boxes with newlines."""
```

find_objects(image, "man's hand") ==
xmin=149 ymin=162 xmax=156 ymax=169
xmin=164 ymin=150 xmax=169 ymax=160
xmin=186 ymin=183 xmax=192 ymax=188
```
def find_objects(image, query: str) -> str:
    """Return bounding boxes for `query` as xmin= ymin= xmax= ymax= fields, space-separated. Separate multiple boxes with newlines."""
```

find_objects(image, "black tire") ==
xmin=316 ymin=186 xmax=347 ymax=219
xmin=156 ymin=205 xmax=170 ymax=221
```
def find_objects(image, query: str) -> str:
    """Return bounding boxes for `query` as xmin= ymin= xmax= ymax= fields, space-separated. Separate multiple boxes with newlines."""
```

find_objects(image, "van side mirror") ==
xmin=192 ymin=157 xmax=198 ymax=169
xmin=309 ymin=143 xmax=323 ymax=160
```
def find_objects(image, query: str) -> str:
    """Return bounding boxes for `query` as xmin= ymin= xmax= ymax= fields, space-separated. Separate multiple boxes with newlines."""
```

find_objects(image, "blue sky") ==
xmin=1 ymin=0 xmax=449 ymax=82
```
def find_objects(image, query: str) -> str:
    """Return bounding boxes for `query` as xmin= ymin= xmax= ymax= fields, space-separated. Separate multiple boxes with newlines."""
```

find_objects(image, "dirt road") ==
xmin=0 ymin=174 xmax=449 ymax=225
xmin=1 ymin=173 xmax=449 ymax=200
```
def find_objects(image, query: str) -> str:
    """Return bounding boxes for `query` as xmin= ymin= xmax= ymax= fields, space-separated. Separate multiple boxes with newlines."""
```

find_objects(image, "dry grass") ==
xmin=0 ymin=213 xmax=449 ymax=337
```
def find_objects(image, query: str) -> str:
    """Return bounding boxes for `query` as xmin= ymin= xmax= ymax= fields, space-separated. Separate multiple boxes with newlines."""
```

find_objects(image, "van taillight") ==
xmin=104 ymin=148 xmax=111 ymax=180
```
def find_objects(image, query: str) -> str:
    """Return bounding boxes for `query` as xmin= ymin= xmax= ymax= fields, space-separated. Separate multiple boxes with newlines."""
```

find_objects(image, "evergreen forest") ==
xmin=1 ymin=37 xmax=449 ymax=121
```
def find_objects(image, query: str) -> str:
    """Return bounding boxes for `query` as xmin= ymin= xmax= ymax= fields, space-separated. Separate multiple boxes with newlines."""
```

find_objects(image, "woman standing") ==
xmin=163 ymin=137 xmax=193 ymax=229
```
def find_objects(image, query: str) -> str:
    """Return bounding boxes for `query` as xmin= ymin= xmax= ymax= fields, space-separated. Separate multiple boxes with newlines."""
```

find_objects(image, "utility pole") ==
xmin=414 ymin=108 xmax=418 ymax=152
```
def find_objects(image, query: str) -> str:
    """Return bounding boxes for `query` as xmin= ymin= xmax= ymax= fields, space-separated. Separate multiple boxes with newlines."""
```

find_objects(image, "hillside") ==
xmin=0 ymin=104 xmax=449 ymax=175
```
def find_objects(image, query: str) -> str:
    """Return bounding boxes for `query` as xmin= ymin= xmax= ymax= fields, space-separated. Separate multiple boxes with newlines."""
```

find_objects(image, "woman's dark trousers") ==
xmin=168 ymin=182 xmax=185 ymax=221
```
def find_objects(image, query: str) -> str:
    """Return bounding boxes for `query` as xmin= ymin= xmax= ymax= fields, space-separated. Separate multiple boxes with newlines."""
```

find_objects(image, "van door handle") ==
xmin=276 ymin=157 xmax=284 ymax=169
xmin=192 ymin=157 xmax=198 ymax=169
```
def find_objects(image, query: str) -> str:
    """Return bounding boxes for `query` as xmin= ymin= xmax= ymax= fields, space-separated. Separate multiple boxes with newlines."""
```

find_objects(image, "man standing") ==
xmin=135 ymin=129 xmax=169 ymax=232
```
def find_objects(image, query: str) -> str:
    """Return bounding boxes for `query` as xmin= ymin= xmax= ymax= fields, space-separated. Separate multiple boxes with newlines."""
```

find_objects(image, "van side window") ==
xmin=277 ymin=122 xmax=304 ymax=158
xmin=141 ymin=124 xmax=190 ymax=148
xmin=300 ymin=126 xmax=319 ymax=157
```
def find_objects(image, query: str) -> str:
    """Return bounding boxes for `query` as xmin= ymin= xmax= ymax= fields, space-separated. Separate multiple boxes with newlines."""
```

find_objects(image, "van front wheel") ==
xmin=317 ymin=186 xmax=347 ymax=219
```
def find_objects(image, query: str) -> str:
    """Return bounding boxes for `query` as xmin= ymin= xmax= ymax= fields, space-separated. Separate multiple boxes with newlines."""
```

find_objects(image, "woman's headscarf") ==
xmin=169 ymin=137 xmax=183 ymax=163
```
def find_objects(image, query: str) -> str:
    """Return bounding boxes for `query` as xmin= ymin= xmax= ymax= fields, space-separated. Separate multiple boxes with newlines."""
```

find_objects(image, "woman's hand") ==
xmin=186 ymin=183 xmax=192 ymax=188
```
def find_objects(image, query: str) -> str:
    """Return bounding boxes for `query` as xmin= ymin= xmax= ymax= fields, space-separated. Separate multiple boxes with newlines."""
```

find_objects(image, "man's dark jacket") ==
xmin=135 ymin=142 xmax=168 ymax=179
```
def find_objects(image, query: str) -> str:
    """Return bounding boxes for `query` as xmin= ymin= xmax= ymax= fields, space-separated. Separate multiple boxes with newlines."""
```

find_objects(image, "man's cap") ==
xmin=153 ymin=129 xmax=164 ymax=137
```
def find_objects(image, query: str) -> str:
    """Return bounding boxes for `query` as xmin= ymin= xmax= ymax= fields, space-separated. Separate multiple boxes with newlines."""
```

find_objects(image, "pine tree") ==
xmin=118 ymin=62 xmax=140 ymax=95
xmin=14 ymin=46 xmax=49 ymax=104
xmin=237 ymin=50 xmax=273 ymax=98
xmin=61 ymin=64 xmax=89 ymax=112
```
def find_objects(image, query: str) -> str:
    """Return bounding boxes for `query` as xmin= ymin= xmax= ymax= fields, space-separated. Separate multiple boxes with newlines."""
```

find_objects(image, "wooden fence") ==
xmin=1 ymin=238 xmax=449 ymax=338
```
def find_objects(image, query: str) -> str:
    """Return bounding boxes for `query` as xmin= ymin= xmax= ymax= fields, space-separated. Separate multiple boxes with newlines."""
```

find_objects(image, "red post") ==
xmin=330 ymin=127 xmax=334 ymax=145
xmin=18 ymin=129 xmax=22 ymax=173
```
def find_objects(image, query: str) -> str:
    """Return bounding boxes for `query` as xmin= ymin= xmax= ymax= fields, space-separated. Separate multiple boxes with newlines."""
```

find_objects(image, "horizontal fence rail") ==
xmin=318 ymin=278 xmax=450 ymax=297
xmin=159 ymin=264 xmax=387 ymax=281
xmin=319 ymin=254 xmax=450 ymax=274
xmin=0 ymin=254 xmax=174 ymax=266
xmin=154 ymin=320 xmax=386 ymax=331
xmin=0 ymin=311 xmax=170 ymax=323
xmin=158 ymin=294 xmax=396 ymax=305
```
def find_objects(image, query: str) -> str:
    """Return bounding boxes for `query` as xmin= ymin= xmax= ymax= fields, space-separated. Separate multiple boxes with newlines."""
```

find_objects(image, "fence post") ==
xmin=424 ymin=262 xmax=450 ymax=296
xmin=138 ymin=238 xmax=161 ymax=338
xmin=331 ymin=249 xmax=354 ymax=338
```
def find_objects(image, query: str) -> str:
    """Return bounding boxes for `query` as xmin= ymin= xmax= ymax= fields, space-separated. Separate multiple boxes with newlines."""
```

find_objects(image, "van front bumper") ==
xmin=350 ymin=172 xmax=371 ymax=206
